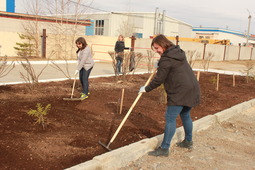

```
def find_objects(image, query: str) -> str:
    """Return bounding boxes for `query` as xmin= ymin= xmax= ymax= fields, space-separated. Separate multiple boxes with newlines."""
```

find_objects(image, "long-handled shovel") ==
xmin=99 ymin=69 xmax=157 ymax=151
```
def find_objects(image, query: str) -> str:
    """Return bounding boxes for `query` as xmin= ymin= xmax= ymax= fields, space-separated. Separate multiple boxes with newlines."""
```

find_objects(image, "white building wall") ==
xmin=178 ymin=23 xmax=193 ymax=38
xmin=0 ymin=17 xmax=24 ymax=32
xmin=0 ymin=0 xmax=6 ymax=11
xmin=163 ymin=17 xmax=192 ymax=38
xmin=164 ymin=20 xmax=179 ymax=36
xmin=0 ymin=16 xmax=86 ymax=57
xmin=140 ymin=13 xmax=155 ymax=38
xmin=81 ymin=12 xmax=193 ymax=38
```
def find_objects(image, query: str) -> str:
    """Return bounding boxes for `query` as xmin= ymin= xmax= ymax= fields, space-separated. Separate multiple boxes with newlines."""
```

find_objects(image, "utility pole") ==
xmin=154 ymin=8 xmax=159 ymax=35
xmin=162 ymin=10 xmax=166 ymax=34
xmin=154 ymin=8 xmax=165 ymax=35
xmin=41 ymin=29 xmax=47 ymax=58
xmin=246 ymin=9 xmax=251 ymax=46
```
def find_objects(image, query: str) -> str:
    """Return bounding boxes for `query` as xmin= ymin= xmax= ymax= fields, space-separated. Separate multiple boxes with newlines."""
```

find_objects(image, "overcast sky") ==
xmin=16 ymin=0 xmax=255 ymax=34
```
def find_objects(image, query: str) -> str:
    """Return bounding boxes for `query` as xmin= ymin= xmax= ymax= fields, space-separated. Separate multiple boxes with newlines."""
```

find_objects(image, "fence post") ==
xmin=202 ymin=43 xmax=207 ymax=60
xmin=130 ymin=36 xmax=136 ymax=52
xmin=250 ymin=48 xmax=253 ymax=60
xmin=238 ymin=43 xmax=241 ymax=60
xmin=223 ymin=44 xmax=227 ymax=61
xmin=175 ymin=35 xmax=179 ymax=45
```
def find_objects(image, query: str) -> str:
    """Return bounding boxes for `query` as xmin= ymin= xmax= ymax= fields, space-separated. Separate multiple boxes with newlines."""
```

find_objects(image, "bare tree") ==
xmin=241 ymin=61 xmax=255 ymax=83
xmin=19 ymin=58 xmax=49 ymax=90
xmin=0 ymin=56 xmax=15 ymax=78
xmin=117 ymin=17 xmax=136 ymax=37
xmin=21 ymin=0 xmax=43 ymax=58
xmin=201 ymin=52 xmax=214 ymax=71
xmin=18 ymin=51 xmax=55 ymax=90
xmin=129 ymin=51 xmax=143 ymax=75
xmin=146 ymin=50 xmax=157 ymax=73
xmin=45 ymin=0 xmax=92 ymax=59
xmin=44 ymin=0 xmax=93 ymax=79
xmin=108 ymin=51 xmax=143 ymax=82
xmin=108 ymin=51 xmax=118 ymax=77
xmin=186 ymin=50 xmax=200 ymax=68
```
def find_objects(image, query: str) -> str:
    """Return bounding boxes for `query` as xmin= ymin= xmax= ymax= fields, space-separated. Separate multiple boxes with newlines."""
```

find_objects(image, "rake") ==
xmin=99 ymin=69 xmax=157 ymax=151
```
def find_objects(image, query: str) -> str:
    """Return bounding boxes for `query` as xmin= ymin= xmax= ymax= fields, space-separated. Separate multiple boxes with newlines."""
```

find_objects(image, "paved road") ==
xmin=1 ymin=61 xmax=148 ymax=85
xmin=1 ymin=60 xmax=254 ymax=85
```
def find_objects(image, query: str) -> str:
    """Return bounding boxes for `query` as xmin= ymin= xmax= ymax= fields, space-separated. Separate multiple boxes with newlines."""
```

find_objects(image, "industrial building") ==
xmin=78 ymin=10 xmax=193 ymax=38
xmin=192 ymin=27 xmax=255 ymax=46
xmin=0 ymin=0 xmax=254 ymax=60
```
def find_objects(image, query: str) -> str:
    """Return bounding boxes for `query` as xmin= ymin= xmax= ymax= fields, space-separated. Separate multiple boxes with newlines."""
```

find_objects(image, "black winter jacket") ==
xmin=145 ymin=45 xmax=200 ymax=107
xmin=114 ymin=41 xmax=128 ymax=53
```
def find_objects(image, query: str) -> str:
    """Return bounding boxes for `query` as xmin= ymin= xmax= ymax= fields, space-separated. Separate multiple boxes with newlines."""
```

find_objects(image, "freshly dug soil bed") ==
xmin=1 ymin=72 xmax=255 ymax=169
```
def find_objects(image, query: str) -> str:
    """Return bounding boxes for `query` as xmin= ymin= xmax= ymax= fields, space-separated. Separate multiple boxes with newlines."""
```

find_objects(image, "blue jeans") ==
xmin=161 ymin=106 xmax=193 ymax=149
xmin=116 ymin=58 xmax=123 ymax=73
xmin=79 ymin=67 xmax=93 ymax=95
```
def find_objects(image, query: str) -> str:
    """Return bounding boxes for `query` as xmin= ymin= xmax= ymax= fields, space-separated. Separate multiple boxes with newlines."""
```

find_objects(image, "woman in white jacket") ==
xmin=75 ymin=37 xmax=94 ymax=100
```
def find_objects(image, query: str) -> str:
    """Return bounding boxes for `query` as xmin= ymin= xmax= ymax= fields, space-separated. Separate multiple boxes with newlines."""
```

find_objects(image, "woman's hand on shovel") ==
xmin=138 ymin=86 xmax=146 ymax=94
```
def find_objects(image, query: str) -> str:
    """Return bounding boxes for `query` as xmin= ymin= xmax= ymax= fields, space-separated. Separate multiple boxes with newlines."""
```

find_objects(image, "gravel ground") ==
xmin=120 ymin=106 xmax=255 ymax=170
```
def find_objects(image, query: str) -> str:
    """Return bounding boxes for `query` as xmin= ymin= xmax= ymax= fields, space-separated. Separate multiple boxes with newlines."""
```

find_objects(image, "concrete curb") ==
xmin=0 ymin=72 xmax=147 ymax=86
xmin=6 ymin=60 xmax=101 ymax=65
xmin=66 ymin=98 xmax=255 ymax=170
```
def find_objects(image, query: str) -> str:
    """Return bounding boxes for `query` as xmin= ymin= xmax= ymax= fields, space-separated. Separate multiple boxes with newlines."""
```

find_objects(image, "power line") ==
xmin=69 ymin=0 xmax=110 ymax=12
xmin=69 ymin=1 xmax=189 ymax=26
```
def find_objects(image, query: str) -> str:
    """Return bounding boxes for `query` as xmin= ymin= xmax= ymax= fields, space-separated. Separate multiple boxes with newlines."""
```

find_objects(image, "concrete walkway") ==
xmin=2 ymin=60 xmax=255 ymax=85
xmin=1 ymin=60 xmax=149 ymax=85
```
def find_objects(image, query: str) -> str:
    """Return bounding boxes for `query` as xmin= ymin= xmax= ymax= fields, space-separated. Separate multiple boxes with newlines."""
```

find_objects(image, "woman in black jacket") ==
xmin=114 ymin=35 xmax=129 ymax=74
xmin=139 ymin=34 xmax=200 ymax=156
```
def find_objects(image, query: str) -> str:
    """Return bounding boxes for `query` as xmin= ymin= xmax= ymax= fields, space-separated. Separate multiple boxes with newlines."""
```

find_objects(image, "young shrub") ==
xmin=201 ymin=52 xmax=214 ymax=71
xmin=209 ymin=75 xmax=217 ymax=84
xmin=0 ymin=55 xmax=15 ymax=78
xmin=19 ymin=57 xmax=49 ymax=91
xmin=27 ymin=103 xmax=51 ymax=129
xmin=186 ymin=50 xmax=199 ymax=68
xmin=13 ymin=33 xmax=36 ymax=58
xmin=241 ymin=61 xmax=255 ymax=83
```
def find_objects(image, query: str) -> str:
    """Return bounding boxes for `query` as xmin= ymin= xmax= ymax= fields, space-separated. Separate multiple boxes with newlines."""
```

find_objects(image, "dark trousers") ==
xmin=79 ymin=67 xmax=93 ymax=95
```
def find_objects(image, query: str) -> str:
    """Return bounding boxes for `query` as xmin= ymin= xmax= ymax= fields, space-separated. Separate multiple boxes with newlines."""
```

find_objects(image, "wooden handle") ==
xmin=107 ymin=69 xmax=157 ymax=147
xmin=119 ymin=88 xmax=125 ymax=114
xmin=71 ymin=75 xmax=77 ymax=98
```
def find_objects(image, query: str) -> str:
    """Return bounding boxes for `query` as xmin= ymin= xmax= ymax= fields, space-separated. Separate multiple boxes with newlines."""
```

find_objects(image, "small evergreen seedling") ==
xmin=27 ymin=103 xmax=51 ymax=129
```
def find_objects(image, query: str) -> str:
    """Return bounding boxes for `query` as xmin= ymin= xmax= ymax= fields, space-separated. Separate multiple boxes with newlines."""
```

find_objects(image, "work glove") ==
xmin=154 ymin=60 xmax=159 ymax=68
xmin=139 ymin=86 xmax=146 ymax=94
xmin=74 ymin=70 xmax=79 ymax=75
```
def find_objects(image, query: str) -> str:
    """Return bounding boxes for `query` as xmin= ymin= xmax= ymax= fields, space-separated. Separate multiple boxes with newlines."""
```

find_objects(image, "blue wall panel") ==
xmin=86 ymin=20 xmax=94 ymax=35
xmin=6 ymin=0 xmax=15 ymax=13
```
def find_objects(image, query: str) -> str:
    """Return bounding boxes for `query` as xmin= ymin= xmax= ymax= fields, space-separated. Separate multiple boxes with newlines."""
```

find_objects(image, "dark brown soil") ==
xmin=1 ymin=72 xmax=255 ymax=169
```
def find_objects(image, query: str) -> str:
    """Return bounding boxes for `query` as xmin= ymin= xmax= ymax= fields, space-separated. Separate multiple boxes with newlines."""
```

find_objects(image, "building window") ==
xmin=95 ymin=20 xmax=104 ymax=35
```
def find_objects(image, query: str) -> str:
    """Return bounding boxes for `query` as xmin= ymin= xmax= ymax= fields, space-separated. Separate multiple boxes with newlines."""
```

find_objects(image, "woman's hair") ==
xmin=75 ymin=37 xmax=87 ymax=53
xmin=117 ymin=35 xmax=124 ymax=41
xmin=151 ymin=34 xmax=174 ymax=50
